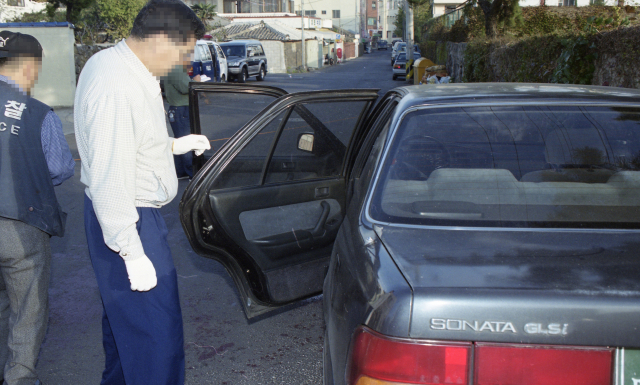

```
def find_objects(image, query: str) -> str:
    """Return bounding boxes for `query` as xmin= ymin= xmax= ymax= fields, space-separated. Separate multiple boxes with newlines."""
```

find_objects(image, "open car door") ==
xmin=180 ymin=83 xmax=379 ymax=318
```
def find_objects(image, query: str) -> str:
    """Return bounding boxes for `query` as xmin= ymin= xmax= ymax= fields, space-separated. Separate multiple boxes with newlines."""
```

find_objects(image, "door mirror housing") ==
xmin=298 ymin=133 xmax=315 ymax=153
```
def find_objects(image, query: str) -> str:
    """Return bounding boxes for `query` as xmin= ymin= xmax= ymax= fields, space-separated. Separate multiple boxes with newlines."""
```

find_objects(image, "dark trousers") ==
xmin=84 ymin=195 xmax=185 ymax=385
xmin=0 ymin=217 xmax=50 ymax=385
xmin=168 ymin=105 xmax=193 ymax=179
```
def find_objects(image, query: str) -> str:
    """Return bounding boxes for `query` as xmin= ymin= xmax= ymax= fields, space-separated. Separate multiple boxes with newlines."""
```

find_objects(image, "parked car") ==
xmin=392 ymin=52 xmax=406 ymax=80
xmin=181 ymin=82 xmax=640 ymax=385
xmin=190 ymin=40 xmax=228 ymax=82
xmin=220 ymin=40 xmax=268 ymax=83
xmin=378 ymin=40 xmax=388 ymax=50
xmin=413 ymin=44 xmax=422 ymax=58
xmin=391 ymin=42 xmax=405 ymax=65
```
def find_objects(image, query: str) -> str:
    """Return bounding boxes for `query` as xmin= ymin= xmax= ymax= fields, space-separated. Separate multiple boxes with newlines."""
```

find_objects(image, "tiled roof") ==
xmin=216 ymin=22 xmax=289 ymax=41
xmin=212 ymin=20 xmax=337 ymax=42
xmin=0 ymin=22 xmax=74 ymax=28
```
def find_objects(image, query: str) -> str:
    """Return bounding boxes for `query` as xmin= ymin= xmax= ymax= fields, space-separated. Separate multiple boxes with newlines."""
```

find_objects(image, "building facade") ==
xmin=288 ymin=0 xmax=360 ymax=33
xmin=0 ymin=0 xmax=47 ymax=23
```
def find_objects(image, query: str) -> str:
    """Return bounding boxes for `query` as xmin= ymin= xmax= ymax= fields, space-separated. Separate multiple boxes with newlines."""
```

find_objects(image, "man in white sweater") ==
xmin=74 ymin=1 xmax=209 ymax=383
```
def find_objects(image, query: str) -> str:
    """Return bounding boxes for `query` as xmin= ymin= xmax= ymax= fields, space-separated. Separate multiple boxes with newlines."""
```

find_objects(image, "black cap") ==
xmin=0 ymin=31 xmax=43 ymax=58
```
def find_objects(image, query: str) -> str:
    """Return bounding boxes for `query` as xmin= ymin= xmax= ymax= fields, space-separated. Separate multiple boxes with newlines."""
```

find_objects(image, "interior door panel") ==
xmin=239 ymin=199 xmax=342 ymax=241
xmin=181 ymin=85 xmax=379 ymax=317
xmin=209 ymin=179 xmax=346 ymax=271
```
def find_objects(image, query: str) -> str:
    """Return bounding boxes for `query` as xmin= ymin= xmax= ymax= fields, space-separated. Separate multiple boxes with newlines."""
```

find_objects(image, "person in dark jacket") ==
xmin=165 ymin=65 xmax=202 ymax=179
xmin=0 ymin=31 xmax=75 ymax=385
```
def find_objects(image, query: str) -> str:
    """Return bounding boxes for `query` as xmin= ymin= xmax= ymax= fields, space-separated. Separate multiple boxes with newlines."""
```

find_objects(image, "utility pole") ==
xmin=301 ymin=0 xmax=306 ymax=69
xmin=405 ymin=0 xmax=414 ymax=61
xmin=382 ymin=0 xmax=387 ymax=41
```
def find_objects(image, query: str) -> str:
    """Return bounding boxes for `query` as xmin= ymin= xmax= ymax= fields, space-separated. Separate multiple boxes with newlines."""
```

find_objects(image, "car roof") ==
xmin=392 ymin=83 xmax=640 ymax=110
xmin=220 ymin=40 xmax=261 ymax=45
xmin=196 ymin=40 xmax=219 ymax=46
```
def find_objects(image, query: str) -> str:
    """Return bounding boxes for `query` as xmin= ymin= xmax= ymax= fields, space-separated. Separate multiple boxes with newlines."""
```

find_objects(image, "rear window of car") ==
xmin=396 ymin=54 xmax=406 ymax=61
xmin=369 ymin=105 xmax=640 ymax=229
xmin=221 ymin=44 xmax=246 ymax=58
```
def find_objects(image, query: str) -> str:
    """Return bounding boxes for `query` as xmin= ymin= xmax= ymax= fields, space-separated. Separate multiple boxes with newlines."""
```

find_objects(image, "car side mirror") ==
xmin=298 ymin=133 xmax=315 ymax=153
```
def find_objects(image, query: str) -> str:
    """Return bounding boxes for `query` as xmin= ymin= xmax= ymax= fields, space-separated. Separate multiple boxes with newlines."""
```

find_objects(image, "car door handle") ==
xmin=315 ymin=187 xmax=329 ymax=198
xmin=311 ymin=201 xmax=330 ymax=237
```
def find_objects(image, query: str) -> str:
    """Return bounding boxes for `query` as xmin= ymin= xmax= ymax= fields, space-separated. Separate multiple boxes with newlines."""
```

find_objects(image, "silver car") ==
xmin=220 ymin=40 xmax=268 ymax=83
xmin=391 ymin=42 xmax=405 ymax=65
xmin=392 ymin=53 xmax=406 ymax=80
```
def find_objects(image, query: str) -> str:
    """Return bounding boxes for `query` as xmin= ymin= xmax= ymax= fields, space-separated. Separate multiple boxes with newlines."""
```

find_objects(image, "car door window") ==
xmin=216 ymin=45 xmax=225 ymax=59
xmin=211 ymin=110 xmax=286 ymax=190
xmin=264 ymin=101 xmax=369 ymax=184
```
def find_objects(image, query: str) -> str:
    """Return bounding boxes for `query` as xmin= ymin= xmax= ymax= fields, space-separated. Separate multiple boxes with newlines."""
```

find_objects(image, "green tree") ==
xmin=97 ymin=0 xmax=146 ymax=40
xmin=476 ymin=0 xmax=523 ymax=38
xmin=46 ymin=0 xmax=94 ymax=23
xmin=191 ymin=3 xmax=216 ymax=30
xmin=394 ymin=7 xmax=405 ymax=38
xmin=413 ymin=1 xmax=432 ymax=43
xmin=11 ymin=9 xmax=66 ymax=22
xmin=191 ymin=3 xmax=216 ymax=20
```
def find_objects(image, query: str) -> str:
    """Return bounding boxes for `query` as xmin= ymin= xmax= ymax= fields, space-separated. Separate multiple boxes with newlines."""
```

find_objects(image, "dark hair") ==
xmin=130 ymin=0 xmax=205 ymax=43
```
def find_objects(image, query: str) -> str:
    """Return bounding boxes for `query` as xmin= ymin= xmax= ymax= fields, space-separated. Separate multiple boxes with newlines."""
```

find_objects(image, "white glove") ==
xmin=173 ymin=134 xmax=211 ymax=156
xmin=124 ymin=255 xmax=158 ymax=291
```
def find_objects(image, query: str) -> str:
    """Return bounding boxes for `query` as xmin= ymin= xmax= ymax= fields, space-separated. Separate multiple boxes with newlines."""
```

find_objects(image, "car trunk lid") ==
xmin=374 ymin=225 xmax=640 ymax=347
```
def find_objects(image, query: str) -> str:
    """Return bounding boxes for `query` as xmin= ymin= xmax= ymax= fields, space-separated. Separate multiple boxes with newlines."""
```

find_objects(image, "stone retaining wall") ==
xmin=74 ymin=44 xmax=114 ymax=82
xmin=446 ymin=42 xmax=466 ymax=83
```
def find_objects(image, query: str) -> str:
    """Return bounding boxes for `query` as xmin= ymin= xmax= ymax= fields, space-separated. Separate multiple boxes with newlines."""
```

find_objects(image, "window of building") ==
xmin=7 ymin=0 xmax=25 ymax=6
xmin=368 ymin=17 xmax=376 ymax=26
xmin=322 ymin=10 xmax=326 ymax=14
xmin=332 ymin=10 xmax=340 ymax=18
xmin=372 ymin=1 xmax=376 ymax=8
xmin=305 ymin=10 xmax=316 ymax=16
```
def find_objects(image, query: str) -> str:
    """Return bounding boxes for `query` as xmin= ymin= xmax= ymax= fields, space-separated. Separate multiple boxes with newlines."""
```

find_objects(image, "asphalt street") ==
xmin=38 ymin=48 xmax=406 ymax=385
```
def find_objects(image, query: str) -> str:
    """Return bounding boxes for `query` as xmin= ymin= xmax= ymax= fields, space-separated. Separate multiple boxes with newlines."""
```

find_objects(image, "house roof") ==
xmin=0 ymin=22 xmax=74 ymax=28
xmin=216 ymin=22 xmax=289 ymax=41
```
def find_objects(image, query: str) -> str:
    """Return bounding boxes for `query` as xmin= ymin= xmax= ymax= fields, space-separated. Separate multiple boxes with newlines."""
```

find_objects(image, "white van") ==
xmin=190 ymin=40 xmax=228 ymax=82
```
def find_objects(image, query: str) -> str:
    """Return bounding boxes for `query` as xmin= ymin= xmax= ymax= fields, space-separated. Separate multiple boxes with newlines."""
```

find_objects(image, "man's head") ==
xmin=0 ymin=31 xmax=43 ymax=94
xmin=127 ymin=0 xmax=205 ymax=77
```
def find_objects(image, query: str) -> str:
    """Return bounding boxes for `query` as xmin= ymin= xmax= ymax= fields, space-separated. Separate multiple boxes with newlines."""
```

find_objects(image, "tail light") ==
xmin=475 ymin=343 xmax=613 ymax=385
xmin=347 ymin=326 xmax=614 ymax=385
xmin=394 ymin=65 xmax=401 ymax=69
xmin=348 ymin=327 xmax=471 ymax=385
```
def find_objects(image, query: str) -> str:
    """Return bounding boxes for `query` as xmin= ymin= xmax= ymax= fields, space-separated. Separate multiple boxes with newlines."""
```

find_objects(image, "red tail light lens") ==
xmin=348 ymin=326 xmax=471 ymax=385
xmin=475 ymin=342 xmax=613 ymax=385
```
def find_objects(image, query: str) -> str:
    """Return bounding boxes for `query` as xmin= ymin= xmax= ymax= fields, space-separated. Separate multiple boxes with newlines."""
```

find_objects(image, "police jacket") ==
xmin=0 ymin=81 xmax=66 ymax=236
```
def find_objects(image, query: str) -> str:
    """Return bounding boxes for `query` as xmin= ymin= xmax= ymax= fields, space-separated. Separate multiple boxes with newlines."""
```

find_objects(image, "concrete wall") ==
xmin=262 ymin=40 xmax=287 ymax=73
xmin=283 ymin=39 xmax=319 ymax=69
xmin=1 ymin=24 xmax=76 ymax=107
xmin=306 ymin=39 xmax=322 ymax=68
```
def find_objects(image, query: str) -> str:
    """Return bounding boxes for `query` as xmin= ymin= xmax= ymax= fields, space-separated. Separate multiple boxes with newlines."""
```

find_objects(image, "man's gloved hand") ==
xmin=124 ymin=255 xmax=158 ymax=291
xmin=173 ymin=135 xmax=211 ymax=156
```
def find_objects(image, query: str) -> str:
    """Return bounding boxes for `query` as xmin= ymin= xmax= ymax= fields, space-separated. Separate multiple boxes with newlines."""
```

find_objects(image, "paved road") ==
xmin=38 ymin=48 xmax=407 ymax=385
